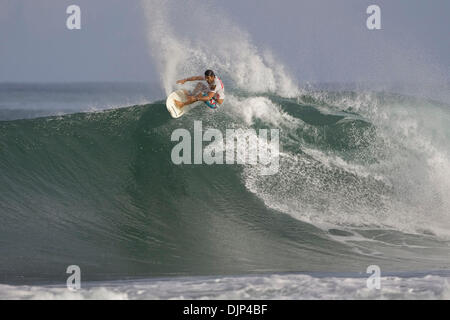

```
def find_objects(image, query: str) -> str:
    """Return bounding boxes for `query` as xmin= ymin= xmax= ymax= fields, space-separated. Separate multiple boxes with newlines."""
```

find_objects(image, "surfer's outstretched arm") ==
xmin=176 ymin=76 xmax=204 ymax=84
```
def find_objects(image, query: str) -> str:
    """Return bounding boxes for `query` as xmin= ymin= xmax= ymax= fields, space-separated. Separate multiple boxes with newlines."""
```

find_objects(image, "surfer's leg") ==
xmin=174 ymin=99 xmax=185 ymax=108
xmin=175 ymin=88 xmax=199 ymax=108
xmin=175 ymin=95 xmax=197 ymax=109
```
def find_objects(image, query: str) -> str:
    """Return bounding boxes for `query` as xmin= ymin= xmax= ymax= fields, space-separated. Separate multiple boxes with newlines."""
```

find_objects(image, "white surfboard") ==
xmin=166 ymin=90 xmax=202 ymax=118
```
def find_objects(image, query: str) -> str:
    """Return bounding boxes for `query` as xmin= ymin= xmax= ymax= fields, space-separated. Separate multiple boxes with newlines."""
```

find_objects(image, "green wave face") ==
xmin=1 ymin=92 xmax=450 ymax=285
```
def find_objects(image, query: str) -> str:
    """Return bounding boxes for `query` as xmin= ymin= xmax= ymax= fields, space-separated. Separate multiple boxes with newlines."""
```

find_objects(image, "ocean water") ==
xmin=1 ymin=0 xmax=450 ymax=299
xmin=0 ymin=82 xmax=161 ymax=121
xmin=1 ymin=83 xmax=450 ymax=299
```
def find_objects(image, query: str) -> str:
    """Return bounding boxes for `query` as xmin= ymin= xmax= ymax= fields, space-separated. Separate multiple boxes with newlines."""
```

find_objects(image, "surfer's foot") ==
xmin=174 ymin=99 xmax=184 ymax=108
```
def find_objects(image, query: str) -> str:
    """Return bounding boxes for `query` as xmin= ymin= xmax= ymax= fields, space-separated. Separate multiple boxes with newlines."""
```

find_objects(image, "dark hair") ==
xmin=204 ymin=70 xmax=215 ymax=77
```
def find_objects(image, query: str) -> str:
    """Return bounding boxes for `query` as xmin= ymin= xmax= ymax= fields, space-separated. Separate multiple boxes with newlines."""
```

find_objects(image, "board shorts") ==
xmin=203 ymin=93 xmax=218 ymax=109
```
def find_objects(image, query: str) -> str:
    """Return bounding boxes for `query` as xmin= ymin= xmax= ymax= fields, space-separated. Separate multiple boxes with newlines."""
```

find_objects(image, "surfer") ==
xmin=174 ymin=70 xmax=225 ymax=109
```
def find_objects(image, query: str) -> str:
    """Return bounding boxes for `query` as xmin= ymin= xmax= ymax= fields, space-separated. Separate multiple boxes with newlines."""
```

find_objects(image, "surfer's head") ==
xmin=205 ymin=70 xmax=215 ymax=84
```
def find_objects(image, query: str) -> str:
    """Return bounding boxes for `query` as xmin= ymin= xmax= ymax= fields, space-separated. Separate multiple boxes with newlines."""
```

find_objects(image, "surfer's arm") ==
xmin=176 ymin=76 xmax=204 ymax=84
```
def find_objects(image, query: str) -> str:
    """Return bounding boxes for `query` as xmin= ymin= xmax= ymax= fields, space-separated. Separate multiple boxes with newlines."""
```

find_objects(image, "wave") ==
xmin=139 ymin=0 xmax=450 ymax=237
xmin=1 ymin=89 xmax=450 ymax=285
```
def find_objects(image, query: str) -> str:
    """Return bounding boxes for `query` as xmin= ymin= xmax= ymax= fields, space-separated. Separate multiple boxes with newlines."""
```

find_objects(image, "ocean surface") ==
xmin=1 ymin=82 xmax=450 ymax=299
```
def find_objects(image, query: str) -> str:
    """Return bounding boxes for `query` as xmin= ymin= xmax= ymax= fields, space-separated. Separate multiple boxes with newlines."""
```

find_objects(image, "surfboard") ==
xmin=166 ymin=90 xmax=203 ymax=118
xmin=166 ymin=90 xmax=187 ymax=118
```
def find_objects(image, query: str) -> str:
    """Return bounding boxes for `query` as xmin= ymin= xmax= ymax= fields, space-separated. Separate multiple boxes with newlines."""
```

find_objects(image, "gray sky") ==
xmin=0 ymin=0 xmax=449 ymax=87
xmin=0 ymin=0 xmax=153 ymax=82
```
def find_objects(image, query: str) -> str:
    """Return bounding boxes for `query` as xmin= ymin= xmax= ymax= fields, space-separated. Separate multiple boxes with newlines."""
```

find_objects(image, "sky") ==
xmin=0 ymin=0 xmax=449 ymax=88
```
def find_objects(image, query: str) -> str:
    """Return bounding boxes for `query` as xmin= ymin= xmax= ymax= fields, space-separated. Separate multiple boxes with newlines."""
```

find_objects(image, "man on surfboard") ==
xmin=174 ymin=70 xmax=225 ymax=109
